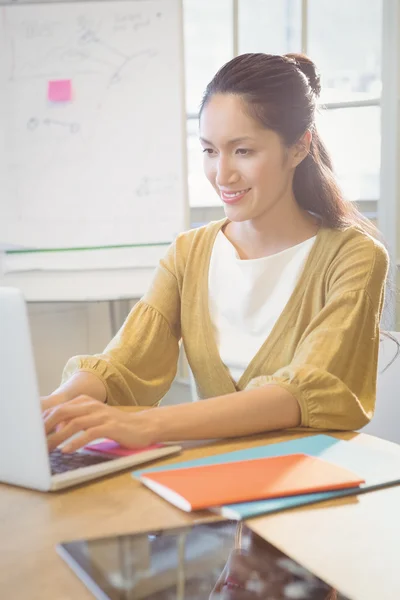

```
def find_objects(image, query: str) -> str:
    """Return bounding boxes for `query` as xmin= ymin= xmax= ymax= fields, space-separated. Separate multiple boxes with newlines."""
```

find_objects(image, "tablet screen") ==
xmin=57 ymin=520 xmax=348 ymax=599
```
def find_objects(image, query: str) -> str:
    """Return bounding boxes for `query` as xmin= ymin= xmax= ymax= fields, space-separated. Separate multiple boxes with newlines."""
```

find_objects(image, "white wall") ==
xmin=28 ymin=301 xmax=112 ymax=396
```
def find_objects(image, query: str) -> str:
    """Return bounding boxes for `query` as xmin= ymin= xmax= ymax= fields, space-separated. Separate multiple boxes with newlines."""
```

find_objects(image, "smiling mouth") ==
xmin=220 ymin=188 xmax=251 ymax=204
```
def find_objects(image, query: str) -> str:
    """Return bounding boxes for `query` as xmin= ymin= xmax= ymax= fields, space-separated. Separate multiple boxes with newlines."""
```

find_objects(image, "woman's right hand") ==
xmin=41 ymin=392 xmax=71 ymax=436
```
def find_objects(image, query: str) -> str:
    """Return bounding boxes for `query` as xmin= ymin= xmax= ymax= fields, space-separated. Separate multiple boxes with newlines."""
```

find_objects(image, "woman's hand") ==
xmin=44 ymin=396 xmax=156 ymax=453
xmin=41 ymin=391 xmax=70 ymax=412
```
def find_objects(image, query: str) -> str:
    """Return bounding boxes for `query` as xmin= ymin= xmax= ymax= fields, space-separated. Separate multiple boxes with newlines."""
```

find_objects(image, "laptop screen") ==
xmin=57 ymin=520 xmax=347 ymax=599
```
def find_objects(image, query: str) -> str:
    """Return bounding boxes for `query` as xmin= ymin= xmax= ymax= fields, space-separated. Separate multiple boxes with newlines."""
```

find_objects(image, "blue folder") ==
xmin=133 ymin=434 xmax=400 ymax=519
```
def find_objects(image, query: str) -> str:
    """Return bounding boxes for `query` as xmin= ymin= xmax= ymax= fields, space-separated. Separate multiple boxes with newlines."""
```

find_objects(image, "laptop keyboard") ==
xmin=49 ymin=448 xmax=114 ymax=475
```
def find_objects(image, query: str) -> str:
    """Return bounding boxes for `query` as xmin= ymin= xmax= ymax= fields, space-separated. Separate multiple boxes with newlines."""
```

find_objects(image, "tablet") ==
xmin=57 ymin=520 xmax=348 ymax=599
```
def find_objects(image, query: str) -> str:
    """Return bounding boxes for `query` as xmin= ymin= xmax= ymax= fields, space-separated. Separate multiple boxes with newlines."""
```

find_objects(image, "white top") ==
xmin=208 ymin=231 xmax=316 ymax=383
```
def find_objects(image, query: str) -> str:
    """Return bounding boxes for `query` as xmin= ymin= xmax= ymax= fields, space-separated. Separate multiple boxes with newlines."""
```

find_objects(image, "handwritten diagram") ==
xmin=27 ymin=117 xmax=80 ymax=134
xmin=6 ymin=10 xmax=162 ymax=87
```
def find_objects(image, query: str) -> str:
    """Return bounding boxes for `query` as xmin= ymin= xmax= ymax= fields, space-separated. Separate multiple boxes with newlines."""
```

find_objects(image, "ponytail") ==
xmin=294 ymin=128 xmax=381 ymax=240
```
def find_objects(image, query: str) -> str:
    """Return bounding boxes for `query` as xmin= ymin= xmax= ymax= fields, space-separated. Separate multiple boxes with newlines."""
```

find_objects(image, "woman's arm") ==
xmin=47 ymin=240 xmax=183 ymax=409
xmin=42 ymin=371 xmax=107 ymax=410
xmin=149 ymin=384 xmax=301 ymax=441
xmin=45 ymin=384 xmax=300 ymax=452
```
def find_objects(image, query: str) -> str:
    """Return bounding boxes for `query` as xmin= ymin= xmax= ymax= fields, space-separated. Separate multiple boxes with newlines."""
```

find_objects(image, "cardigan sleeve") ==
xmin=61 ymin=242 xmax=182 ymax=407
xmin=246 ymin=238 xmax=389 ymax=431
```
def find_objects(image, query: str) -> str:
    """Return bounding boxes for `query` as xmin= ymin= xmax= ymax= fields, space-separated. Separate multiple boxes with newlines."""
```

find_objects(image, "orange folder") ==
xmin=140 ymin=453 xmax=365 ymax=512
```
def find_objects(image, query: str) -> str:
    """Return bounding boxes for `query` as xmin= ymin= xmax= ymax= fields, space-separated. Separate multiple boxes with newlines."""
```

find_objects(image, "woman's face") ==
xmin=200 ymin=94 xmax=303 ymax=224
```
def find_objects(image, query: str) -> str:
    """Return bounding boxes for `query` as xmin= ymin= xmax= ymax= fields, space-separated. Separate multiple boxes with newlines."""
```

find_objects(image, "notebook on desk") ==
xmin=133 ymin=434 xmax=400 ymax=519
xmin=0 ymin=287 xmax=181 ymax=492
xmin=139 ymin=452 xmax=364 ymax=512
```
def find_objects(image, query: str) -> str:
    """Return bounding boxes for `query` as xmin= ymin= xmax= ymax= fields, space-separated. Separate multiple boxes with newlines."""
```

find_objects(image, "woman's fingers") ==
xmin=44 ymin=398 xmax=99 ymax=435
xmin=55 ymin=421 xmax=67 ymax=433
xmin=44 ymin=399 xmax=155 ymax=453
xmin=47 ymin=413 xmax=105 ymax=451
xmin=41 ymin=396 xmax=57 ymax=412
xmin=61 ymin=426 xmax=111 ymax=453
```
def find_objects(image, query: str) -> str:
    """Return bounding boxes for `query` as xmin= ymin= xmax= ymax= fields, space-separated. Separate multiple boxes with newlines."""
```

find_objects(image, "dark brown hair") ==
xmin=200 ymin=52 xmax=377 ymax=237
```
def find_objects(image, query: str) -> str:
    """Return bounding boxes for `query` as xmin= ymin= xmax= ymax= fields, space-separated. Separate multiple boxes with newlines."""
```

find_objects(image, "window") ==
xmin=183 ymin=0 xmax=382 ymax=210
xmin=183 ymin=0 xmax=233 ymax=117
xmin=308 ymin=0 xmax=382 ymax=202
xmin=238 ymin=0 xmax=301 ymax=55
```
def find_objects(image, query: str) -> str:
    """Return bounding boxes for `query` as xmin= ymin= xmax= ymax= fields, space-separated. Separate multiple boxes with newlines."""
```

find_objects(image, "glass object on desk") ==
xmin=316 ymin=105 xmax=380 ymax=201
xmin=308 ymin=0 xmax=382 ymax=104
xmin=238 ymin=0 xmax=301 ymax=54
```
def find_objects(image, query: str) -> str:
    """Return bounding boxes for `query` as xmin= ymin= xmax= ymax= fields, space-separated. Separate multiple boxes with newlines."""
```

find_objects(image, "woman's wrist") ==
xmin=129 ymin=408 xmax=162 ymax=446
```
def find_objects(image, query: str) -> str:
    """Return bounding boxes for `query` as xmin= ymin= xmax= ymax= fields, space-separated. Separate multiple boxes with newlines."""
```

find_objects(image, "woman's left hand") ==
xmin=44 ymin=396 xmax=156 ymax=453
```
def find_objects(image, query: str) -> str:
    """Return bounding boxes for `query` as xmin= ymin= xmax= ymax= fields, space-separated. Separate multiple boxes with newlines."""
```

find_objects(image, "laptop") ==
xmin=0 ymin=287 xmax=181 ymax=492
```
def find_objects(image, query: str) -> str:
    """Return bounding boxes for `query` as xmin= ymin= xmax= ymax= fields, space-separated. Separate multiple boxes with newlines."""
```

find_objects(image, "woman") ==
xmin=43 ymin=53 xmax=389 ymax=453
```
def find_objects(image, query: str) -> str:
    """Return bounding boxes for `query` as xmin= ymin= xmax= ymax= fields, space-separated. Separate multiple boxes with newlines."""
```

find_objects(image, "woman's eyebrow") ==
xmin=199 ymin=136 xmax=254 ymax=145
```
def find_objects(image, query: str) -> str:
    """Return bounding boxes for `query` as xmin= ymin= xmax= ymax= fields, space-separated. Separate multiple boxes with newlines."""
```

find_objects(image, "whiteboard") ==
xmin=0 ymin=0 xmax=187 ymax=250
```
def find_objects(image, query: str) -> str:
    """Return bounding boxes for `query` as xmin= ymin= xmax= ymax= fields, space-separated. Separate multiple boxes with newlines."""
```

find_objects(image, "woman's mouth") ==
xmin=220 ymin=188 xmax=251 ymax=204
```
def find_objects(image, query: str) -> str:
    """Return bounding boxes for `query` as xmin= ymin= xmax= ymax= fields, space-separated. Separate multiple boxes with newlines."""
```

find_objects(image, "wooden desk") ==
xmin=1 ymin=430 xmax=399 ymax=600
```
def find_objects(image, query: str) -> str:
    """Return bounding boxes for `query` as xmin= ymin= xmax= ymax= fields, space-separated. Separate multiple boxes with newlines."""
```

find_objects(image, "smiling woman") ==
xmin=43 ymin=53 xmax=390 ymax=454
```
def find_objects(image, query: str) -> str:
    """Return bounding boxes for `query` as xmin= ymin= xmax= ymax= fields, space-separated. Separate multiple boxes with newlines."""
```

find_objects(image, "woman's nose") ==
xmin=215 ymin=157 xmax=239 ymax=187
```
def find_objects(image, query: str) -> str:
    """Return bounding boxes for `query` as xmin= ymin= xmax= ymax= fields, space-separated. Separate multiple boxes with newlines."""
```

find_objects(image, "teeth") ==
xmin=223 ymin=189 xmax=248 ymax=198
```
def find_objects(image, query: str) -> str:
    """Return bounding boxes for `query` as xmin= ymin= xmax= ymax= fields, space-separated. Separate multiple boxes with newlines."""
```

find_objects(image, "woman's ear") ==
xmin=291 ymin=130 xmax=312 ymax=168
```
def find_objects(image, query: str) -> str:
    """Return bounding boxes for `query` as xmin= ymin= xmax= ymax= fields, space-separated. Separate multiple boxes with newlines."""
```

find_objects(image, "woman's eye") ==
xmin=202 ymin=148 xmax=215 ymax=155
xmin=236 ymin=148 xmax=251 ymax=156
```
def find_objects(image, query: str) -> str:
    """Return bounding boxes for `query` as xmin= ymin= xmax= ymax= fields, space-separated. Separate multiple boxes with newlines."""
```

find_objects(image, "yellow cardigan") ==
xmin=63 ymin=219 xmax=388 ymax=431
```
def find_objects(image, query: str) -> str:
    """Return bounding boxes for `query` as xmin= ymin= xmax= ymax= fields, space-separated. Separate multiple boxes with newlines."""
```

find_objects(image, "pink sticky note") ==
xmin=85 ymin=439 xmax=164 ymax=457
xmin=48 ymin=79 xmax=72 ymax=103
